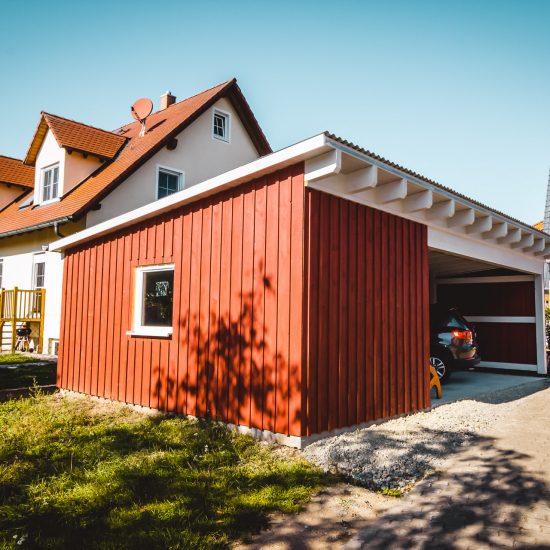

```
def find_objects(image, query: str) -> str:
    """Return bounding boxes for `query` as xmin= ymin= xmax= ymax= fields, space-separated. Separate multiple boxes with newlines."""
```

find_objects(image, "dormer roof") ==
xmin=24 ymin=113 xmax=128 ymax=166
xmin=0 ymin=155 xmax=34 ymax=188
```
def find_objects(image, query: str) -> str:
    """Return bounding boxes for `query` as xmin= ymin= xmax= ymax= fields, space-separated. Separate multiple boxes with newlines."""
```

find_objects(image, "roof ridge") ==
xmin=42 ymin=112 xmax=126 ymax=139
xmin=113 ymin=79 xmax=236 ymax=133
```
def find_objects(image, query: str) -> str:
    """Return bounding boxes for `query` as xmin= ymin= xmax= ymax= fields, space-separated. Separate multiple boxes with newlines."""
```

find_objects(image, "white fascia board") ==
xmin=428 ymin=226 xmax=545 ymax=275
xmin=50 ymin=134 xmax=330 ymax=252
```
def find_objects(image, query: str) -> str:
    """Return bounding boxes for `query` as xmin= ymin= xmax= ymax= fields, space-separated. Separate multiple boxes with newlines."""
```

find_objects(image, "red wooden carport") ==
xmin=51 ymin=133 xmax=549 ymax=447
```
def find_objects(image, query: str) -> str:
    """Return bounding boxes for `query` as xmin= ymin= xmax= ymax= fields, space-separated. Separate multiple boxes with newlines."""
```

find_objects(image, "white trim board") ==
xmin=477 ymin=361 xmax=538 ymax=372
xmin=436 ymin=275 xmax=535 ymax=285
xmin=465 ymin=316 xmax=536 ymax=324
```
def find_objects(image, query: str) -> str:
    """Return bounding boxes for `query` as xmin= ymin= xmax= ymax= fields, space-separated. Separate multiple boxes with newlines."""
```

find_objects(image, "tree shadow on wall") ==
xmin=153 ymin=271 xmax=303 ymax=436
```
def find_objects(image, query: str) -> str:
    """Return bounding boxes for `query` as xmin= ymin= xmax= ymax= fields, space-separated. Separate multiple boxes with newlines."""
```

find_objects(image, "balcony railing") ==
xmin=0 ymin=288 xmax=46 ymax=353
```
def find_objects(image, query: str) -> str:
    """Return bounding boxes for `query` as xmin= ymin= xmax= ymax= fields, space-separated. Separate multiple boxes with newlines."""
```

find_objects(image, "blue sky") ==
xmin=1 ymin=0 xmax=549 ymax=224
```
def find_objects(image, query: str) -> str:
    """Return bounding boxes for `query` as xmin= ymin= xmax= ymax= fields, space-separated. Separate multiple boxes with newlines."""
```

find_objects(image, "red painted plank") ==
xmin=347 ymin=202 xmax=358 ymax=426
xmin=251 ymin=184 xmax=266 ymax=430
xmin=218 ymin=195 xmax=233 ymax=421
xmin=276 ymin=171 xmax=291 ymax=435
xmin=197 ymin=206 xmax=212 ymax=418
xmin=240 ymin=188 xmax=255 ymax=427
xmin=187 ymin=208 xmax=202 ymax=416
xmin=356 ymin=205 xmax=366 ymax=425
xmin=338 ymin=199 xmax=348 ymax=429
xmin=208 ymin=203 xmax=222 ymax=419
xmin=228 ymin=192 xmax=243 ymax=426
xmin=78 ymin=248 xmax=90 ymax=394
xmin=111 ymin=237 xmax=125 ymax=401
xmin=263 ymin=176 xmax=279 ymax=432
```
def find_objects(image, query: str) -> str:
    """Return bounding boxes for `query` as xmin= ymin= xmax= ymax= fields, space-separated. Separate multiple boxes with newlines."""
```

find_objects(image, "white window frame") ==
xmin=156 ymin=165 xmax=184 ymax=200
xmin=33 ymin=258 xmax=46 ymax=289
xmin=212 ymin=108 xmax=231 ymax=143
xmin=128 ymin=263 xmax=175 ymax=337
xmin=0 ymin=258 xmax=3 ymax=289
xmin=40 ymin=163 xmax=60 ymax=205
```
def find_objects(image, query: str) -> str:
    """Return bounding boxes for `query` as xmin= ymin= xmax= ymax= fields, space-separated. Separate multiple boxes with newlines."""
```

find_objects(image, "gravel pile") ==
xmin=303 ymin=399 xmax=509 ymax=492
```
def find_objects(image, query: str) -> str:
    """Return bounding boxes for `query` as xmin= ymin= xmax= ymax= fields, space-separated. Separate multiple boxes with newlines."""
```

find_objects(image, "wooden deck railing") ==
xmin=0 ymin=288 xmax=46 ymax=353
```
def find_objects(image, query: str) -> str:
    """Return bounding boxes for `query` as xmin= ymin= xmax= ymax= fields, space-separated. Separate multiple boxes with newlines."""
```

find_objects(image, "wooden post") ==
xmin=38 ymin=288 xmax=45 ymax=354
xmin=11 ymin=287 xmax=18 ymax=353
xmin=0 ymin=289 xmax=4 ymax=352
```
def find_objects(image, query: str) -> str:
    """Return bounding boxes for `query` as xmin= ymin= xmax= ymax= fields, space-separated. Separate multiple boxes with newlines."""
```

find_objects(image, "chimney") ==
xmin=160 ymin=91 xmax=176 ymax=110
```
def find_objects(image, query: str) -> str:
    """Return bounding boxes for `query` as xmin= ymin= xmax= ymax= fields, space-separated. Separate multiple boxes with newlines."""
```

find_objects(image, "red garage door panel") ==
xmin=437 ymin=280 xmax=537 ymax=366
xmin=474 ymin=323 xmax=537 ymax=364
xmin=437 ymin=282 xmax=535 ymax=316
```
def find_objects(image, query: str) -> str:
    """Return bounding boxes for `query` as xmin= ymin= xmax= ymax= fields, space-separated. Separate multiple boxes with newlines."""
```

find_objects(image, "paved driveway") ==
xmin=345 ymin=379 xmax=550 ymax=549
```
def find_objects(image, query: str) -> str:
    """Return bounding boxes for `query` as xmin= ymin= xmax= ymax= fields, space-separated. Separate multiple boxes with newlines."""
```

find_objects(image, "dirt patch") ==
xmin=235 ymin=483 xmax=394 ymax=549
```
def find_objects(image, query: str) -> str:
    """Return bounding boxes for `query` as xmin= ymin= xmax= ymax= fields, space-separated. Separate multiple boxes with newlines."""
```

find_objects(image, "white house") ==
xmin=0 ymin=79 xmax=271 ymax=354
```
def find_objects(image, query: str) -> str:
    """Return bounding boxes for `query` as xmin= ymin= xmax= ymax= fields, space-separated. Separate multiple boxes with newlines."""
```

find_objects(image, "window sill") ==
xmin=36 ymin=198 xmax=60 ymax=207
xmin=126 ymin=328 xmax=173 ymax=338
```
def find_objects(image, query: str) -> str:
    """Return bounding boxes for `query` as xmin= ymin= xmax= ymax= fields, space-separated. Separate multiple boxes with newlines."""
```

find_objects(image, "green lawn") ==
xmin=0 ymin=356 xmax=56 ymax=390
xmin=0 ymin=393 xmax=327 ymax=549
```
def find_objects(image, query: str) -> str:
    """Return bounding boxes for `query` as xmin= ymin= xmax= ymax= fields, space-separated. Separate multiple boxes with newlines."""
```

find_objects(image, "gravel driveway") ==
xmin=303 ymin=380 xmax=548 ymax=492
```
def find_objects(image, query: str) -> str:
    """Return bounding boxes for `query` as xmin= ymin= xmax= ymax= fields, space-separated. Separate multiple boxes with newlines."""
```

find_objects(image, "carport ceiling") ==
xmin=428 ymin=249 xmax=520 ymax=277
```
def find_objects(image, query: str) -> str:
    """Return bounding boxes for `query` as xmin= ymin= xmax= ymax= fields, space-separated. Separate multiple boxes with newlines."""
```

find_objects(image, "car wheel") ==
xmin=430 ymin=355 xmax=452 ymax=383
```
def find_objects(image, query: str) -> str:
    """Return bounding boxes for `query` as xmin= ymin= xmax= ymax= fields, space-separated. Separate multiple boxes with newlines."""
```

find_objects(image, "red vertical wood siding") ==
xmin=303 ymin=189 xmax=430 ymax=436
xmin=58 ymin=165 xmax=431 ymax=439
xmin=58 ymin=165 xmax=306 ymax=437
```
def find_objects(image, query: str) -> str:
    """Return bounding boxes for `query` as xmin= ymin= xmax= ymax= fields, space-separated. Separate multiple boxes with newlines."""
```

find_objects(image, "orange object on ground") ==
xmin=430 ymin=364 xmax=442 ymax=399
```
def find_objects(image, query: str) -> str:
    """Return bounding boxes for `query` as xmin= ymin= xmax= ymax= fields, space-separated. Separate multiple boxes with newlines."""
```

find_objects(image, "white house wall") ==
xmin=86 ymin=97 xmax=259 ymax=226
xmin=33 ymin=130 xmax=65 ymax=204
xmin=63 ymin=151 xmax=102 ymax=194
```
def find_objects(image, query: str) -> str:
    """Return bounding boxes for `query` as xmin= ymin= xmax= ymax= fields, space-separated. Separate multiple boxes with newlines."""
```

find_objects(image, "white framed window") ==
xmin=41 ymin=163 xmax=60 ymax=203
xmin=129 ymin=264 xmax=175 ymax=337
xmin=0 ymin=259 xmax=3 ymax=289
xmin=33 ymin=260 xmax=45 ymax=288
xmin=156 ymin=166 xmax=184 ymax=199
xmin=212 ymin=109 xmax=231 ymax=142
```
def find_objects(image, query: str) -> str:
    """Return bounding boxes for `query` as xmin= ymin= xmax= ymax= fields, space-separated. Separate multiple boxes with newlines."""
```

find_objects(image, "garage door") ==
xmin=436 ymin=275 xmax=537 ymax=370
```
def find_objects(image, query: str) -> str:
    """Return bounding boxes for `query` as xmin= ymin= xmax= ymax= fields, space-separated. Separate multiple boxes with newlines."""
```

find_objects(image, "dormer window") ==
xmin=41 ymin=164 xmax=59 ymax=203
xmin=212 ymin=109 xmax=230 ymax=142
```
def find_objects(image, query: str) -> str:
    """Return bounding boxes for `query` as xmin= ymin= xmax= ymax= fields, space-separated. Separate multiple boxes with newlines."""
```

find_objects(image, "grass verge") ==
xmin=0 ymin=358 xmax=56 ymax=390
xmin=0 ymin=393 xmax=328 ymax=549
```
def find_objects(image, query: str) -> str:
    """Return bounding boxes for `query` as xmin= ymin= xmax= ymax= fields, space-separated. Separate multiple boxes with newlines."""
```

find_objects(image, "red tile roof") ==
xmin=0 ymin=156 xmax=34 ymax=188
xmin=24 ymin=113 xmax=128 ymax=166
xmin=0 ymin=79 xmax=271 ymax=238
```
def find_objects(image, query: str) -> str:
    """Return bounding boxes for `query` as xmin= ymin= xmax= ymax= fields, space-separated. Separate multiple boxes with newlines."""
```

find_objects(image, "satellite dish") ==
xmin=131 ymin=98 xmax=153 ymax=136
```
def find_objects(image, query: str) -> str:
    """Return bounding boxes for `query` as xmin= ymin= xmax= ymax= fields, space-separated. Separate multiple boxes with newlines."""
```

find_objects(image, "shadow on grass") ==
xmin=0 ymin=361 xmax=57 ymax=390
xmin=0 ymin=395 xmax=327 ymax=549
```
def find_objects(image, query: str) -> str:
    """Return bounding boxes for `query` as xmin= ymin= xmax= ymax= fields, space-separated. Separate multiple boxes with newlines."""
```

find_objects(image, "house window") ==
xmin=131 ymin=265 xmax=175 ymax=336
xmin=41 ymin=164 xmax=59 ymax=203
xmin=0 ymin=259 xmax=3 ymax=288
xmin=212 ymin=109 xmax=230 ymax=142
xmin=157 ymin=167 xmax=183 ymax=199
xmin=34 ymin=261 xmax=45 ymax=288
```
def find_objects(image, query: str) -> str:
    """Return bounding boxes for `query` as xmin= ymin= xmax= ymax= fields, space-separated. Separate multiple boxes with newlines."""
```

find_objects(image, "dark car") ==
xmin=430 ymin=306 xmax=480 ymax=382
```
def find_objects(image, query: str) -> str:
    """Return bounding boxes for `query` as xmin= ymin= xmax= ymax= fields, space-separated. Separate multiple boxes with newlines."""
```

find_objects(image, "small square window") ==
xmin=212 ymin=109 xmax=230 ymax=142
xmin=132 ymin=265 xmax=175 ymax=336
xmin=41 ymin=164 xmax=59 ymax=203
xmin=157 ymin=167 xmax=183 ymax=199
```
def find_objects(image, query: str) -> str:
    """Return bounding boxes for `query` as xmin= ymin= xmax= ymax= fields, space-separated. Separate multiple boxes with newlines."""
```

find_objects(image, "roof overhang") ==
xmin=50 ymin=132 xmax=550 ymax=265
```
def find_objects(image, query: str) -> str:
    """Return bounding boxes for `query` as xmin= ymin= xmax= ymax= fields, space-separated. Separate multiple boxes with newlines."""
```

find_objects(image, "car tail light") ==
xmin=452 ymin=329 xmax=473 ymax=341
